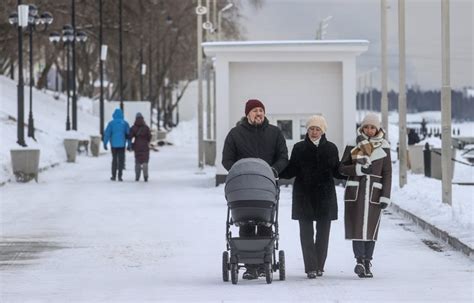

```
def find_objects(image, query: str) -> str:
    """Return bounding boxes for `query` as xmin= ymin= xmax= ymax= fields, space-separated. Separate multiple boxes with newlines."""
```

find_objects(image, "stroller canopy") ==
xmin=225 ymin=158 xmax=277 ymax=203
xmin=225 ymin=158 xmax=278 ymax=225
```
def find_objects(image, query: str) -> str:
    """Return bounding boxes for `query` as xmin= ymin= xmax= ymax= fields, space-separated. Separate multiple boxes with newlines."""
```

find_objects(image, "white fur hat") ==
xmin=306 ymin=115 xmax=327 ymax=133
xmin=361 ymin=112 xmax=381 ymax=130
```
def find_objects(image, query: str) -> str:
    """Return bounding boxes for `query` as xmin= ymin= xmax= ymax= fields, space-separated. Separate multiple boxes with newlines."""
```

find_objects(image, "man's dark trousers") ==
xmin=111 ymin=147 xmax=125 ymax=179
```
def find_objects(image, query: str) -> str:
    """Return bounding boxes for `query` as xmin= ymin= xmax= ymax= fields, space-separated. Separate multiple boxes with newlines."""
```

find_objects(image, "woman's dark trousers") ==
xmin=352 ymin=240 xmax=376 ymax=260
xmin=111 ymin=147 xmax=125 ymax=179
xmin=299 ymin=220 xmax=331 ymax=273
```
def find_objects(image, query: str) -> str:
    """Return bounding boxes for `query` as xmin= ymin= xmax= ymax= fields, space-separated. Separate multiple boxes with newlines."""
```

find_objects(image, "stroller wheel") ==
xmin=265 ymin=262 xmax=273 ymax=284
xmin=222 ymin=251 xmax=229 ymax=282
xmin=278 ymin=250 xmax=286 ymax=281
xmin=231 ymin=263 xmax=239 ymax=285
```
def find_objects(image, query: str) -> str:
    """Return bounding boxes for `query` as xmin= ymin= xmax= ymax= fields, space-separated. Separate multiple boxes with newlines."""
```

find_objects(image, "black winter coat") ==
xmin=222 ymin=117 xmax=288 ymax=174
xmin=280 ymin=134 xmax=343 ymax=221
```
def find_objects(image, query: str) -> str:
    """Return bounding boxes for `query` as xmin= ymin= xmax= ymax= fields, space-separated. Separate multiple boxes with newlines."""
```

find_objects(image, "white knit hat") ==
xmin=361 ymin=112 xmax=381 ymax=130
xmin=306 ymin=115 xmax=327 ymax=133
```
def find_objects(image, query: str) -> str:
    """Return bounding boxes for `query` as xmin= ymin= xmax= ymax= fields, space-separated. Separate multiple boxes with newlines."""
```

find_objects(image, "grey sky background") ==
xmin=238 ymin=0 xmax=473 ymax=91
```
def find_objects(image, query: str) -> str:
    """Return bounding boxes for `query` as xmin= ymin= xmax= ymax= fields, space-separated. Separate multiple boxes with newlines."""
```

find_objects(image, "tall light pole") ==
xmin=50 ymin=28 xmax=72 ymax=130
xmin=217 ymin=3 xmax=233 ymax=41
xmin=140 ymin=44 xmax=146 ymax=101
xmin=26 ymin=6 xmax=53 ymax=140
xmin=148 ymin=1 xmax=154 ymax=128
xmin=119 ymin=0 xmax=124 ymax=111
xmin=50 ymin=26 xmax=87 ymax=131
xmin=9 ymin=3 xmax=29 ymax=146
xmin=202 ymin=2 xmax=213 ymax=141
xmin=99 ymin=0 xmax=105 ymax=136
xmin=381 ymin=0 xmax=389 ymax=136
xmin=71 ymin=0 xmax=78 ymax=130
xmin=441 ymin=0 xmax=452 ymax=205
xmin=196 ymin=1 xmax=206 ymax=168
xmin=398 ymin=0 xmax=407 ymax=188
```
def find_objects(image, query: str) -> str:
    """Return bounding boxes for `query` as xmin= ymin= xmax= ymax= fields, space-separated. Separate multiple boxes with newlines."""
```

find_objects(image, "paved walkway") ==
xmin=0 ymin=144 xmax=472 ymax=302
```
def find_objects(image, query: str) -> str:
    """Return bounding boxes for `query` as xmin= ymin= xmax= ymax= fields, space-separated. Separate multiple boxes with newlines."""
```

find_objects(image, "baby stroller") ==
xmin=222 ymin=158 xmax=285 ymax=284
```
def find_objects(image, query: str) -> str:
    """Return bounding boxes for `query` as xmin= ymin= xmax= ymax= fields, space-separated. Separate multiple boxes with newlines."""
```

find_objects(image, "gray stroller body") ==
xmin=222 ymin=158 xmax=285 ymax=284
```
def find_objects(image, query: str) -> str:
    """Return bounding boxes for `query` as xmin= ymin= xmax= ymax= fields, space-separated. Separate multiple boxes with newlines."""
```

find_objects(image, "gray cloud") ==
xmin=239 ymin=0 xmax=473 ymax=90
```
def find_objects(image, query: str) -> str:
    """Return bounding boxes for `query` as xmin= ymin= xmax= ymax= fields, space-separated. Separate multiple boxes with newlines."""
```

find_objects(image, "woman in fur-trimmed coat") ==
xmin=339 ymin=112 xmax=392 ymax=278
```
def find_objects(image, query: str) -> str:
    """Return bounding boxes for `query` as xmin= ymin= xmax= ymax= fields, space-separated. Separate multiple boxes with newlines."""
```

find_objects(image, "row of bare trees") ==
xmin=0 ymin=0 xmax=249 ymax=127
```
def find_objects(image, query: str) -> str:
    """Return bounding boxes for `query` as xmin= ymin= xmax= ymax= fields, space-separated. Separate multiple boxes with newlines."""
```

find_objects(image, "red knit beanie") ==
xmin=245 ymin=99 xmax=265 ymax=116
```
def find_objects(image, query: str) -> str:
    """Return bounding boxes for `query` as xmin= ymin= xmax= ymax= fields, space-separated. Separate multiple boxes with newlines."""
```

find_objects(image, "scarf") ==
xmin=350 ymin=128 xmax=385 ymax=166
xmin=312 ymin=137 xmax=321 ymax=147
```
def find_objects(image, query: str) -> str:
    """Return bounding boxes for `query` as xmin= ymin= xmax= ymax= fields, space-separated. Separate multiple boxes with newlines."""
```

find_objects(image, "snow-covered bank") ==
xmin=0 ymin=76 xmax=101 ymax=183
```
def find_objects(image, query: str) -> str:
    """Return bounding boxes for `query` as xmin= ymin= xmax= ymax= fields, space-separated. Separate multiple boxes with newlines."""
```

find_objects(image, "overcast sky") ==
xmin=239 ymin=0 xmax=473 ymax=91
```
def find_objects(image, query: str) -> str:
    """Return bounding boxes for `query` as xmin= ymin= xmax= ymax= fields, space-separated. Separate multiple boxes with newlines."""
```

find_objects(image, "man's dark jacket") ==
xmin=222 ymin=117 xmax=289 ymax=174
xmin=280 ymin=134 xmax=343 ymax=221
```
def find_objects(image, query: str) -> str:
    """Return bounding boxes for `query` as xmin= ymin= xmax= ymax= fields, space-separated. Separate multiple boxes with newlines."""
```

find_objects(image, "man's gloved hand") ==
xmin=380 ymin=202 xmax=388 ymax=209
xmin=361 ymin=165 xmax=372 ymax=175
xmin=103 ymin=143 xmax=108 ymax=150
xmin=271 ymin=167 xmax=279 ymax=179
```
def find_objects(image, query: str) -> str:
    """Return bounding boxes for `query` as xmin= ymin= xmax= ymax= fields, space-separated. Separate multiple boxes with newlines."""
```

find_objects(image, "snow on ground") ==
xmin=0 ymin=75 xmax=473 ymax=301
xmin=0 ymin=76 xmax=101 ymax=183
xmin=0 ymin=132 xmax=472 ymax=302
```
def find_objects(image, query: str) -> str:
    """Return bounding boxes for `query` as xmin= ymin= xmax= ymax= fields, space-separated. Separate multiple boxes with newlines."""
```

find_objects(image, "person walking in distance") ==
xmin=280 ymin=115 xmax=344 ymax=279
xmin=103 ymin=108 xmax=131 ymax=181
xmin=222 ymin=98 xmax=289 ymax=280
xmin=129 ymin=112 xmax=151 ymax=182
xmin=339 ymin=113 xmax=392 ymax=278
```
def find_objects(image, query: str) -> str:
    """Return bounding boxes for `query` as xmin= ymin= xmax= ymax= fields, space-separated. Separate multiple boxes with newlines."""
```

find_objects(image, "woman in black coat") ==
xmin=280 ymin=115 xmax=343 ymax=279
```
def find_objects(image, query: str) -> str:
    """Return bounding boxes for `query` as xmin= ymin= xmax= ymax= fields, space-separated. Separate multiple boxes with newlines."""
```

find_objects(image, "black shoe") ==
xmin=354 ymin=258 xmax=366 ymax=278
xmin=242 ymin=269 xmax=258 ymax=280
xmin=364 ymin=260 xmax=373 ymax=278
xmin=307 ymin=271 xmax=317 ymax=279
xmin=135 ymin=177 xmax=139 ymax=181
xmin=110 ymin=176 xmax=116 ymax=181
xmin=316 ymin=269 xmax=324 ymax=277
xmin=118 ymin=177 xmax=123 ymax=182
xmin=144 ymin=176 xmax=148 ymax=182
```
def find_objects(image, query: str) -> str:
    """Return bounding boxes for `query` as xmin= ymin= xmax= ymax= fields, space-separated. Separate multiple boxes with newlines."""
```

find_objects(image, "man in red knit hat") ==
xmin=222 ymin=98 xmax=288 ymax=280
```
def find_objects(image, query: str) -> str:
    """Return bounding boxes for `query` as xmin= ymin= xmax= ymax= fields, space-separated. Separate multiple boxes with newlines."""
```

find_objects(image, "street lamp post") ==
xmin=71 ymin=0 xmax=78 ymax=130
xmin=217 ymin=3 xmax=233 ymax=41
xmin=119 ymin=0 xmax=124 ymax=111
xmin=398 ymin=0 xmax=407 ymax=188
xmin=140 ymin=43 xmax=146 ymax=101
xmin=8 ymin=3 xmax=30 ymax=147
xmin=441 ymin=0 xmax=452 ymax=205
xmin=99 ymin=0 xmax=105 ymax=136
xmin=380 ymin=0 xmax=389 ymax=136
xmin=196 ymin=1 xmax=206 ymax=168
xmin=26 ymin=5 xmax=53 ymax=140
xmin=49 ymin=26 xmax=87 ymax=131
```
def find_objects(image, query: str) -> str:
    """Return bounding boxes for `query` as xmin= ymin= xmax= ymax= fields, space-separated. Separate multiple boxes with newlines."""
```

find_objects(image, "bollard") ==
xmin=423 ymin=143 xmax=431 ymax=178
